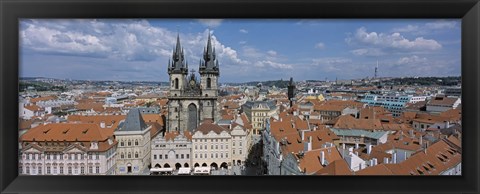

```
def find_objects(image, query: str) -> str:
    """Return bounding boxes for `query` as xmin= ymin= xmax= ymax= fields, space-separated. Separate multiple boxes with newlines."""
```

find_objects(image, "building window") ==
xmin=120 ymin=141 xmax=124 ymax=146
xmin=240 ymin=142 xmax=242 ymax=146
xmin=89 ymin=166 xmax=93 ymax=174
xmin=207 ymin=78 xmax=211 ymax=89
xmin=135 ymin=152 xmax=139 ymax=158
xmin=38 ymin=167 xmax=42 ymax=175
xmin=81 ymin=166 xmax=85 ymax=174
xmin=165 ymin=154 xmax=168 ymax=159
xmin=204 ymin=153 xmax=207 ymax=158
xmin=88 ymin=153 xmax=92 ymax=159
xmin=154 ymin=155 xmax=157 ymax=160
xmin=128 ymin=141 xmax=131 ymax=146
xmin=240 ymin=149 xmax=242 ymax=155
xmin=233 ymin=141 xmax=235 ymax=146
xmin=26 ymin=166 xmax=30 ymax=174
xmin=96 ymin=153 xmax=99 ymax=160
xmin=221 ymin=153 xmax=223 ymax=158
xmin=175 ymin=78 xmax=179 ymax=89
xmin=121 ymin=153 xmax=124 ymax=159
xmin=135 ymin=140 xmax=139 ymax=146
xmin=215 ymin=153 xmax=218 ymax=158
xmin=226 ymin=153 xmax=228 ymax=158
xmin=59 ymin=166 xmax=63 ymax=174
xmin=96 ymin=166 xmax=100 ymax=174
xmin=128 ymin=153 xmax=131 ymax=158
xmin=46 ymin=154 xmax=50 ymax=160
xmin=195 ymin=145 xmax=198 ymax=149
xmin=68 ymin=166 xmax=72 ymax=174
xmin=233 ymin=150 xmax=235 ymax=154
xmin=211 ymin=153 xmax=213 ymax=158
xmin=159 ymin=155 xmax=163 ymax=159
xmin=181 ymin=154 xmax=184 ymax=159
xmin=46 ymin=166 xmax=51 ymax=174
xmin=215 ymin=145 xmax=218 ymax=149
xmin=199 ymin=154 xmax=202 ymax=158
xmin=211 ymin=145 xmax=213 ymax=149
xmin=187 ymin=154 xmax=189 ymax=159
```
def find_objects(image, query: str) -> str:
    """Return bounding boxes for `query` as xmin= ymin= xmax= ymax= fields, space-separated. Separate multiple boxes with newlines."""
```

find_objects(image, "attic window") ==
xmin=427 ymin=162 xmax=435 ymax=169
xmin=416 ymin=168 xmax=424 ymax=175
xmin=62 ymin=129 xmax=70 ymax=134
xmin=440 ymin=153 xmax=449 ymax=159
xmin=423 ymin=165 xmax=430 ymax=172
xmin=43 ymin=129 xmax=50 ymax=134
xmin=437 ymin=156 xmax=446 ymax=162
xmin=82 ymin=129 xmax=89 ymax=134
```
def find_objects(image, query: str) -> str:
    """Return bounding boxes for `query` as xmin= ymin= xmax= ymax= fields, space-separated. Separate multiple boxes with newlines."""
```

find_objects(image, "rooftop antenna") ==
xmin=374 ymin=60 xmax=378 ymax=79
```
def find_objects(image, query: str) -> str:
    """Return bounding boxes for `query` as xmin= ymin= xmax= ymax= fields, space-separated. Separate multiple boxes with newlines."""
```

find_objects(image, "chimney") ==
xmin=355 ymin=143 xmax=359 ymax=149
xmin=348 ymin=147 xmax=353 ymax=155
xmin=373 ymin=158 xmax=377 ymax=166
xmin=383 ymin=157 xmax=389 ymax=164
xmin=392 ymin=152 xmax=397 ymax=164
xmin=320 ymin=151 xmax=325 ymax=166
xmin=309 ymin=136 xmax=312 ymax=144
xmin=444 ymin=121 xmax=450 ymax=129
xmin=100 ymin=121 xmax=105 ymax=128
xmin=367 ymin=144 xmax=373 ymax=155
xmin=409 ymin=130 xmax=414 ymax=138
xmin=342 ymin=143 xmax=346 ymax=150
xmin=419 ymin=136 xmax=423 ymax=146
xmin=301 ymin=130 xmax=305 ymax=141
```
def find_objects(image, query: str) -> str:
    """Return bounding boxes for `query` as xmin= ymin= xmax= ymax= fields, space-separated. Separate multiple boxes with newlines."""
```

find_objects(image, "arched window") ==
xmin=207 ymin=78 xmax=211 ymax=89
xmin=135 ymin=140 xmax=138 ymax=146
xmin=128 ymin=152 xmax=131 ymax=158
xmin=120 ymin=141 xmax=124 ymax=146
xmin=175 ymin=78 xmax=179 ymax=89
xmin=128 ymin=140 xmax=131 ymax=146
xmin=135 ymin=152 xmax=139 ymax=158
xmin=121 ymin=153 xmax=124 ymax=159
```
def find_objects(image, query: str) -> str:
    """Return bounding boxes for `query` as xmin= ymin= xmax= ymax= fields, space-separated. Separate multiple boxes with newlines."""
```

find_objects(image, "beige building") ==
xmin=191 ymin=121 xmax=232 ymax=169
xmin=151 ymin=131 xmax=193 ymax=169
xmin=19 ymin=123 xmax=117 ymax=175
xmin=242 ymin=100 xmax=278 ymax=134
xmin=114 ymin=108 xmax=152 ymax=175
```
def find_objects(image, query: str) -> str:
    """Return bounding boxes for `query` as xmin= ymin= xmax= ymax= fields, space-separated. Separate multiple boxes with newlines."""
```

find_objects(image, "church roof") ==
xmin=117 ymin=108 xmax=148 ymax=132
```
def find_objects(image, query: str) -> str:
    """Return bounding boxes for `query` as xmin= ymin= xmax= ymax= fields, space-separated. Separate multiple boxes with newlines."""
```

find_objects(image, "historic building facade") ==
xmin=166 ymin=33 xmax=220 ymax=132
xmin=19 ymin=123 xmax=117 ymax=175
xmin=114 ymin=108 xmax=152 ymax=175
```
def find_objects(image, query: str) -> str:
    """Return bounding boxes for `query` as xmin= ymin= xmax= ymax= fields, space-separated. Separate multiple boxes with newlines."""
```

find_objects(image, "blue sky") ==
xmin=20 ymin=19 xmax=461 ymax=83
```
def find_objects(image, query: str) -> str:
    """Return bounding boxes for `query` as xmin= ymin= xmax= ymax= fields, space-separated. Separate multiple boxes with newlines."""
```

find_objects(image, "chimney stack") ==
xmin=367 ymin=144 xmax=373 ymax=155
xmin=100 ymin=121 xmax=105 ymax=128
xmin=392 ymin=152 xmax=397 ymax=164
xmin=320 ymin=151 xmax=325 ymax=166
xmin=383 ymin=157 xmax=389 ymax=164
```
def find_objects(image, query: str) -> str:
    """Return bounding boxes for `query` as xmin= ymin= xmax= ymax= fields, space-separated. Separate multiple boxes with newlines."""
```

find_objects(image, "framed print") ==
xmin=1 ymin=0 xmax=479 ymax=193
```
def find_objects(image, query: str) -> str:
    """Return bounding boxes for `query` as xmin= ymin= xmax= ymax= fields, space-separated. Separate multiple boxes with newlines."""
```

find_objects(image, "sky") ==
xmin=19 ymin=19 xmax=461 ymax=83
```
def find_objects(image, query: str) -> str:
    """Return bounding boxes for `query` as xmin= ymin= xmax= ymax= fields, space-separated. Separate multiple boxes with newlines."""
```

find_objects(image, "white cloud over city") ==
xmin=20 ymin=19 xmax=460 ymax=82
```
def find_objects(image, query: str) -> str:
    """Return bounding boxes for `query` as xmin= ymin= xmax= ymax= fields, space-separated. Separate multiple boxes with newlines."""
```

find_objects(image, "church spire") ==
xmin=199 ymin=31 xmax=219 ymax=75
xmin=168 ymin=33 xmax=187 ymax=74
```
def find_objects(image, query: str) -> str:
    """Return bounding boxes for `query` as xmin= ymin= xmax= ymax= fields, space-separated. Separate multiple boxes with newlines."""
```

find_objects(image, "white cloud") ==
xmin=239 ymin=29 xmax=248 ymax=34
xmin=255 ymin=60 xmax=293 ymax=70
xmin=350 ymin=48 xmax=385 ymax=57
xmin=350 ymin=27 xmax=442 ymax=51
xmin=392 ymin=25 xmax=419 ymax=33
xmin=197 ymin=19 xmax=223 ymax=28
xmin=267 ymin=50 xmax=277 ymax=56
xmin=315 ymin=42 xmax=325 ymax=49
xmin=397 ymin=55 xmax=428 ymax=65
xmin=425 ymin=20 xmax=457 ymax=30
xmin=239 ymin=41 xmax=247 ymax=45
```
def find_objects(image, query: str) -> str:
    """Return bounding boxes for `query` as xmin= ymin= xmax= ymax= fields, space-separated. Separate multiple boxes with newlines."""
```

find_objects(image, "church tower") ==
xmin=199 ymin=32 xmax=220 ymax=97
xmin=168 ymin=34 xmax=188 ymax=97
xmin=166 ymin=33 xmax=220 ymax=133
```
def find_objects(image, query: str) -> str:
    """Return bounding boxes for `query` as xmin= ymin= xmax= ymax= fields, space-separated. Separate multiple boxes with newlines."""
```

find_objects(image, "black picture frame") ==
xmin=1 ymin=0 xmax=479 ymax=193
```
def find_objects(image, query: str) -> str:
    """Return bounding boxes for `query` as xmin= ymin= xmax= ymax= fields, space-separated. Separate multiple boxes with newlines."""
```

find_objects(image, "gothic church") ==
xmin=166 ymin=33 xmax=220 ymax=132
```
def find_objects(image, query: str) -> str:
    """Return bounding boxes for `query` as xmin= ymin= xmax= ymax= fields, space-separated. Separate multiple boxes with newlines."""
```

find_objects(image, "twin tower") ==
xmin=166 ymin=32 xmax=220 ymax=132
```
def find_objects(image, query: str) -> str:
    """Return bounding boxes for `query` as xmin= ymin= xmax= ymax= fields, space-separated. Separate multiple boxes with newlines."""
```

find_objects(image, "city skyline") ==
xmin=20 ymin=19 xmax=461 ymax=82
